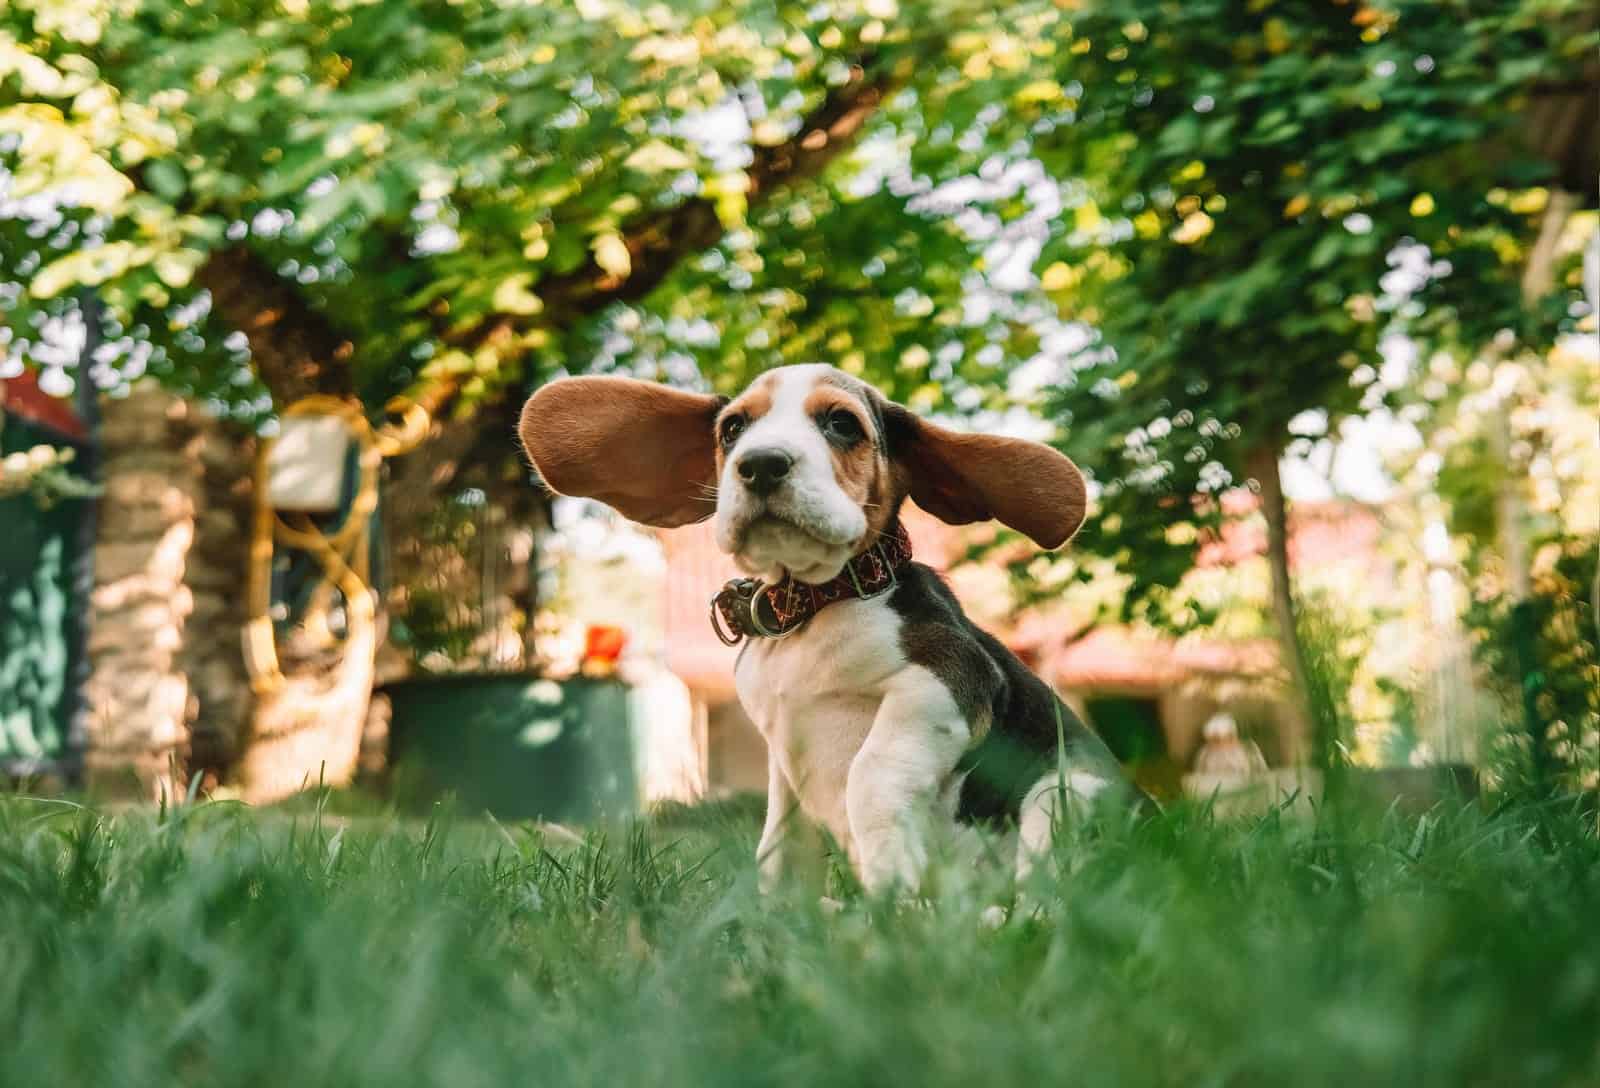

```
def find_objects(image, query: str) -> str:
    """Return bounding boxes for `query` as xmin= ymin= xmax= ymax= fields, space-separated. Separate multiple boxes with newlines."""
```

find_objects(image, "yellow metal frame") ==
xmin=243 ymin=396 xmax=430 ymax=693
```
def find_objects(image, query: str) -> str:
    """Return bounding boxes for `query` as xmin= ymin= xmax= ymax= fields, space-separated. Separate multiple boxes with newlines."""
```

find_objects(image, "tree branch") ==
xmin=453 ymin=56 xmax=900 ymax=353
xmin=124 ymin=157 xmax=363 ymax=407
xmin=189 ymin=51 xmax=901 ymax=410
xmin=407 ymin=60 xmax=907 ymax=490
xmin=195 ymin=245 xmax=360 ymax=404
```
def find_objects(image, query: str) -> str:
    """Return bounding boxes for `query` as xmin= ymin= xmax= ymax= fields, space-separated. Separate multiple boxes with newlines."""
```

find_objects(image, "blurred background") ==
xmin=1 ymin=0 xmax=1594 ymax=816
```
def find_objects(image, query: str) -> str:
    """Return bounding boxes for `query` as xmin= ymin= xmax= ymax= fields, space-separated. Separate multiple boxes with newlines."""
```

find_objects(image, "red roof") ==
xmin=0 ymin=371 xmax=87 ymax=441
xmin=1196 ymin=496 xmax=1383 ymax=569
xmin=1040 ymin=627 xmax=1279 ymax=692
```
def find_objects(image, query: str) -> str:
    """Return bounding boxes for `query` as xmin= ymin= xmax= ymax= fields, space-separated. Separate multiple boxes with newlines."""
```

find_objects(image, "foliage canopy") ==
xmin=4 ymin=0 xmax=1075 ymax=419
xmin=1028 ymin=0 xmax=1593 ymax=609
xmin=2 ymin=0 xmax=1594 ymax=650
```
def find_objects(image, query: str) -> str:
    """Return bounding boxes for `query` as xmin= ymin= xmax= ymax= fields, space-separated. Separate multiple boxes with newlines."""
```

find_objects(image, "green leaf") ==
xmin=623 ymin=141 xmax=694 ymax=174
xmin=143 ymin=159 xmax=187 ymax=200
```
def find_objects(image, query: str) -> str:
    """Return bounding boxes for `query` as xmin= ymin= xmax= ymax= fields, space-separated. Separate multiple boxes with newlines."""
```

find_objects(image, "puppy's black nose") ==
xmin=737 ymin=449 xmax=793 ymax=496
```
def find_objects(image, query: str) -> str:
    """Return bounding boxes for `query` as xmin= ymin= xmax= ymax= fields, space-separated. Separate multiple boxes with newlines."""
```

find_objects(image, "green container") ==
xmin=383 ymin=673 xmax=638 ymax=823
xmin=0 ymin=415 xmax=88 ymax=771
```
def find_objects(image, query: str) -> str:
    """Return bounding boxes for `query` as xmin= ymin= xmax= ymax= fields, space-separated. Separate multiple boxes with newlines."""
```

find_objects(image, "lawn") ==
xmin=2 ymin=791 xmax=1597 ymax=1087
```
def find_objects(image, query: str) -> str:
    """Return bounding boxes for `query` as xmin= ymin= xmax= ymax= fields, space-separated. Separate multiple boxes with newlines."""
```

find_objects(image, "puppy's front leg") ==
xmin=846 ymin=668 xmax=970 ymax=896
xmin=756 ymin=747 xmax=823 ymax=894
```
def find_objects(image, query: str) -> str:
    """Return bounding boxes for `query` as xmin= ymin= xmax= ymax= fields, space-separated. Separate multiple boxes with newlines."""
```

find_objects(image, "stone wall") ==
xmin=184 ymin=401 xmax=256 ymax=780
xmin=80 ymin=385 xmax=551 ymax=803
xmin=84 ymin=384 xmax=252 ymax=798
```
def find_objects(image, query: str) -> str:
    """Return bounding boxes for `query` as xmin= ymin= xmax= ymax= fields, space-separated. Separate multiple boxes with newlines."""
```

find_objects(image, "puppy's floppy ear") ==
xmin=519 ymin=376 xmax=723 ymax=528
xmin=885 ymin=404 xmax=1086 ymax=549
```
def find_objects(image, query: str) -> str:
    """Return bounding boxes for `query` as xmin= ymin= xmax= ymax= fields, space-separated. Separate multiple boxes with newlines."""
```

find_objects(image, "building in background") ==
xmin=1 ymin=377 xmax=253 ymax=798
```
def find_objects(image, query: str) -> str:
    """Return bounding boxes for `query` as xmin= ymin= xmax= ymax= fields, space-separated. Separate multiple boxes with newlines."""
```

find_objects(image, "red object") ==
xmin=0 ymin=370 xmax=87 ymax=441
xmin=583 ymin=625 xmax=628 ymax=665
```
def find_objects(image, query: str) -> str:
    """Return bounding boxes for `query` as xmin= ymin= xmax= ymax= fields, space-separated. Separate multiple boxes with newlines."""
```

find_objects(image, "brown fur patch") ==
xmin=803 ymin=384 xmax=896 ymax=540
xmin=714 ymin=373 xmax=778 ymax=475
xmin=725 ymin=372 xmax=778 ymax=423
xmin=883 ymin=403 xmax=1086 ymax=549
xmin=519 ymin=376 xmax=722 ymax=527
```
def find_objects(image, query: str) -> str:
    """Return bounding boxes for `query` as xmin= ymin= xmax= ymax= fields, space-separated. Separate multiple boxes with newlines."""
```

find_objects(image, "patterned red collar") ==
xmin=710 ymin=521 xmax=914 ymax=645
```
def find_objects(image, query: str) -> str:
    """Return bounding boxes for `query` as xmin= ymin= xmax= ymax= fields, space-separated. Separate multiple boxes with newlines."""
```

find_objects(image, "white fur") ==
xmin=756 ymin=745 xmax=822 ymax=894
xmin=1015 ymin=770 xmax=1111 ymax=884
xmin=845 ymin=665 xmax=971 ymax=892
xmin=713 ymin=364 xmax=868 ymax=584
xmin=738 ymin=597 xmax=900 ymax=871
xmin=738 ymin=594 xmax=975 ymax=894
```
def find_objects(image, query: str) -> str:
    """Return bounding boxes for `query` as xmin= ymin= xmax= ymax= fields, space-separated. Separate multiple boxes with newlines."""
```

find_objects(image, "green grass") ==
xmin=2 ymin=792 xmax=1597 ymax=1087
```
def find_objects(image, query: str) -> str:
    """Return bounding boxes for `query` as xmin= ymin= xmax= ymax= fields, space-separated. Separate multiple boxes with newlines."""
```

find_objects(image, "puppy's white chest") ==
xmin=735 ymin=597 xmax=906 ymax=835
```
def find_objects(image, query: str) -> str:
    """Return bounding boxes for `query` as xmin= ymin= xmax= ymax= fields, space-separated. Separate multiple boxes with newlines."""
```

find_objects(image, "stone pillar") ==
xmin=180 ymin=410 xmax=255 ymax=779
xmin=83 ymin=385 xmax=251 ymax=798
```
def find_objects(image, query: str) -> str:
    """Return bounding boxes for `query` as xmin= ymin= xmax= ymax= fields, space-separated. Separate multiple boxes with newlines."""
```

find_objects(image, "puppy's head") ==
xmin=708 ymin=365 xmax=891 ymax=582
xmin=519 ymin=363 xmax=1086 ymax=584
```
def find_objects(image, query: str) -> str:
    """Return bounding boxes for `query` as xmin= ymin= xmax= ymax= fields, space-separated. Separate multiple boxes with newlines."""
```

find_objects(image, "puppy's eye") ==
xmin=818 ymin=408 xmax=865 ymax=445
xmin=719 ymin=414 xmax=747 ymax=448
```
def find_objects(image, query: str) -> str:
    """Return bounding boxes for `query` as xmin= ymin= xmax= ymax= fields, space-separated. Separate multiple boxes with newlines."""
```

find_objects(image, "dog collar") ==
xmin=709 ymin=521 xmax=914 ymax=646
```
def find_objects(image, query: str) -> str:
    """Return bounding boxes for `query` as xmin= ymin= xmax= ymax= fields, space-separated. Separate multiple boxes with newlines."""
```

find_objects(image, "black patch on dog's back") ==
xmin=887 ymin=563 xmax=1127 ymax=824
xmin=890 ymin=565 xmax=1004 ymax=725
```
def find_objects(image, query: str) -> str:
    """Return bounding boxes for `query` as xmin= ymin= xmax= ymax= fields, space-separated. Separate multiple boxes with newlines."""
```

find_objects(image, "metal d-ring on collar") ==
xmin=745 ymin=580 xmax=799 ymax=640
xmin=709 ymin=577 xmax=802 ymax=646
xmin=708 ymin=580 xmax=753 ymax=646
xmin=708 ymin=577 xmax=806 ymax=645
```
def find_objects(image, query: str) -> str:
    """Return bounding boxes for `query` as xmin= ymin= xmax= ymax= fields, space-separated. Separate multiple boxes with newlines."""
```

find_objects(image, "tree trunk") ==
xmin=1247 ymin=444 xmax=1324 ymax=769
xmin=196 ymin=246 xmax=358 ymax=403
xmin=1499 ymin=187 xmax=1582 ymax=793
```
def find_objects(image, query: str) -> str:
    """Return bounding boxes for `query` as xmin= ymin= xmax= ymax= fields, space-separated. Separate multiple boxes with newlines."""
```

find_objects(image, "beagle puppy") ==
xmin=520 ymin=363 xmax=1137 ymax=896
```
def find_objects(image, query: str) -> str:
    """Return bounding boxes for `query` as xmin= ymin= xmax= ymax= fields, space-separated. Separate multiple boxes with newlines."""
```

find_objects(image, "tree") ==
xmin=1389 ymin=208 xmax=1599 ymax=792
xmin=1025 ymin=0 xmax=1594 ymax=757
xmin=2 ymin=0 xmax=1108 ymax=437
xmin=3 ymin=1 xmax=933 ymax=405
xmin=0 ymin=0 xmax=1086 ymax=785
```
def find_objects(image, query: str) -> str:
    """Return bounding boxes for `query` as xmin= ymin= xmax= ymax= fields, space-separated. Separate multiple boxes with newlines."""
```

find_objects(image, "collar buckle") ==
xmin=845 ymin=539 xmax=899 ymax=601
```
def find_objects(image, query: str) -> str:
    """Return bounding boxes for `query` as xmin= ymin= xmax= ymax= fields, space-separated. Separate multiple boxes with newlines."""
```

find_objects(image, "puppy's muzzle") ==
xmin=736 ymin=448 xmax=793 ymax=498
